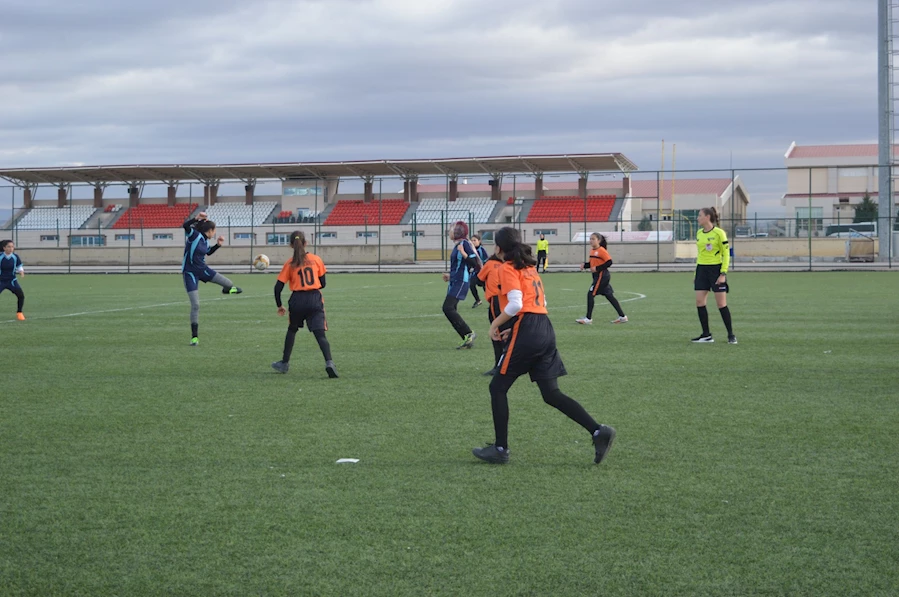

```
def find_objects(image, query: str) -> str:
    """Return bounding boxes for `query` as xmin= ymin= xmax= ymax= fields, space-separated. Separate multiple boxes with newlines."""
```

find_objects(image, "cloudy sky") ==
xmin=0 ymin=0 xmax=878 ymax=213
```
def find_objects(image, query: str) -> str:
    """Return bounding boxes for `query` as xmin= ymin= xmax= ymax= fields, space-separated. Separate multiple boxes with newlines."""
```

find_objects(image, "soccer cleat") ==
xmin=457 ymin=332 xmax=477 ymax=349
xmin=271 ymin=360 xmax=289 ymax=374
xmin=472 ymin=443 xmax=510 ymax=464
xmin=472 ymin=301 xmax=482 ymax=309
xmin=483 ymin=366 xmax=499 ymax=376
xmin=325 ymin=360 xmax=339 ymax=378
xmin=576 ymin=317 xmax=593 ymax=325
xmin=16 ymin=312 xmax=25 ymax=321
xmin=593 ymin=425 xmax=616 ymax=464
xmin=223 ymin=286 xmax=243 ymax=295
xmin=611 ymin=316 xmax=628 ymax=324
xmin=189 ymin=337 xmax=199 ymax=346
xmin=728 ymin=335 xmax=738 ymax=345
xmin=691 ymin=334 xmax=714 ymax=343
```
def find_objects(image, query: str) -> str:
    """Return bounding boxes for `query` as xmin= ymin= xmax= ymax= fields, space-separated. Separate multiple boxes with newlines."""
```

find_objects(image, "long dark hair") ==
xmin=0 ymin=240 xmax=12 ymax=251
xmin=195 ymin=220 xmax=217 ymax=236
xmin=290 ymin=230 xmax=307 ymax=267
xmin=494 ymin=226 xmax=536 ymax=270
xmin=591 ymin=232 xmax=607 ymax=248
xmin=700 ymin=207 xmax=719 ymax=227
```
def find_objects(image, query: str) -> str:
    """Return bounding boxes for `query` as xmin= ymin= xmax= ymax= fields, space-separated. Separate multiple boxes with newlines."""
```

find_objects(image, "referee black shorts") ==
xmin=288 ymin=290 xmax=327 ymax=332
xmin=497 ymin=313 xmax=567 ymax=381
xmin=694 ymin=264 xmax=728 ymax=293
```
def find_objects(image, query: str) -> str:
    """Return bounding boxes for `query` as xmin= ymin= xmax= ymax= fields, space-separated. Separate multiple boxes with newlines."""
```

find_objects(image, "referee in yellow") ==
xmin=536 ymin=234 xmax=549 ymax=273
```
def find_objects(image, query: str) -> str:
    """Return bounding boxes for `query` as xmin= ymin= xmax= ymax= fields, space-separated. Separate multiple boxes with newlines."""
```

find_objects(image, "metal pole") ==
xmin=878 ymin=0 xmax=891 ymax=261
xmin=378 ymin=179 xmax=382 ymax=272
xmin=808 ymin=168 xmax=813 ymax=271
xmin=656 ymin=171 xmax=661 ymax=271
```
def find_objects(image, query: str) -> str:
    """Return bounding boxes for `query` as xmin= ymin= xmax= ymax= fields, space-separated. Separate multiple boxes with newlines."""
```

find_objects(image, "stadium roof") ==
xmin=0 ymin=153 xmax=638 ymax=187
xmin=785 ymin=142 xmax=899 ymax=159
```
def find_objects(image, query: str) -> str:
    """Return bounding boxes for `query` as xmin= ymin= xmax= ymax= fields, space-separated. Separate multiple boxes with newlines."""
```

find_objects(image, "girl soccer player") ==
xmin=576 ymin=233 xmax=628 ymax=324
xmin=441 ymin=221 xmax=478 ymax=349
xmin=271 ymin=231 xmax=338 ymax=378
xmin=0 ymin=240 xmax=26 ymax=321
xmin=472 ymin=227 xmax=615 ymax=465
xmin=692 ymin=207 xmax=736 ymax=344
xmin=476 ymin=243 xmax=504 ymax=375
xmin=182 ymin=213 xmax=242 ymax=346
xmin=536 ymin=233 xmax=549 ymax=272
xmin=468 ymin=234 xmax=489 ymax=308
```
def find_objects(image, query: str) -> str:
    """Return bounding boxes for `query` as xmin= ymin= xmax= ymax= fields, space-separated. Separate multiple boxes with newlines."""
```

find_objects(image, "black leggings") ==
xmin=442 ymin=296 xmax=472 ymax=338
xmin=488 ymin=375 xmax=600 ymax=449
xmin=2 ymin=284 xmax=24 ymax=312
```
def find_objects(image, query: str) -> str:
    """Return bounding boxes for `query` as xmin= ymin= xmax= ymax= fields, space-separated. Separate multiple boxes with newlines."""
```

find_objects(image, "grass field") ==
xmin=1 ymin=271 xmax=898 ymax=596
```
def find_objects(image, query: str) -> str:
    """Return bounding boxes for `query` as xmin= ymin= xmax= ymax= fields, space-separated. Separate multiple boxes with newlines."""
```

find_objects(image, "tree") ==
xmin=638 ymin=216 xmax=653 ymax=231
xmin=854 ymin=193 xmax=878 ymax=223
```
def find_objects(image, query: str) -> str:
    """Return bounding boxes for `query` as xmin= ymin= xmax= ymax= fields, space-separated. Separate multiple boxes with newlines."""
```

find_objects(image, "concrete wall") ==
xmin=20 ymin=245 xmax=416 ymax=266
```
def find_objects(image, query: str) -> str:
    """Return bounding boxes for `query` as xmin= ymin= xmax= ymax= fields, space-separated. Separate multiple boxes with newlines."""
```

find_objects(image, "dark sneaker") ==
xmin=483 ymin=366 xmax=499 ymax=376
xmin=728 ymin=335 xmax=738 ymax=345
xmin=271 ymin=360 xmax=289 ymax=374
xmin=472 ymin=444 xmax=510 ymax=464
xmin=691 ymin=334 xmax=714 ymax=343
xmin=223 ymin=286 xmax=243 ymax=295
xmin=325 ymin=360 xmax=339 ymax=378
xmin=472 ymin=301 xmax=482 ymax=309
xmin=457 ymin=332 xmax=477 ymax=349
xmin=592 ymin=425 xmax=616 ymax=464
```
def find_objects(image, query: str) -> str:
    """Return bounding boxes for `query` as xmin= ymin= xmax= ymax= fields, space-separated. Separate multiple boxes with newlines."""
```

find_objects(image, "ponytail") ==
xmin=290 ymin=230 xmax=307 ymax=267
xmin=195 ymin=220 xmax=217 ymax=236
xmin=701 ymin=207 xmax=719 ymax=227
xmin=494 ymin=226 xmax=537 ymax=270
xmin=591 ymin=232 xmax=607 ymax=249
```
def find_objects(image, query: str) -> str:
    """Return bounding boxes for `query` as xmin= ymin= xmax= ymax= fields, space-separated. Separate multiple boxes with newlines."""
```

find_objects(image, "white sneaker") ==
xmin=611 ymin=316 xmax=628 ymax=324
xmin=576 ymin=317 xmax=593 ymax=325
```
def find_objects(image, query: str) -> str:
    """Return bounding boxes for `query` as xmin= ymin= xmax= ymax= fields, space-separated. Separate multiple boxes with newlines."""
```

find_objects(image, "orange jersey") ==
xmin=497 ymin=262 xmax=547 ymax=315
xmin=477 ymin=258 xmax=503 ymax=299
xmin=588 ymin=246 xmax=612 ymax=271
xmin=277 ymin=253 xmax=327 ymax=291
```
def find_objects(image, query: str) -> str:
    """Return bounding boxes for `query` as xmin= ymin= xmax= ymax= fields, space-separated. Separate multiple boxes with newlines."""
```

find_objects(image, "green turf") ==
xmin=1 ymin=272 xmax=897 ymax=596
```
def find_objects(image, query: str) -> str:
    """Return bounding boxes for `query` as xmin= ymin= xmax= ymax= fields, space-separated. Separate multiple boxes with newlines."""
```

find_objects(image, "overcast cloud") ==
xmin=0 ymin=0 xmax=878 ymax=212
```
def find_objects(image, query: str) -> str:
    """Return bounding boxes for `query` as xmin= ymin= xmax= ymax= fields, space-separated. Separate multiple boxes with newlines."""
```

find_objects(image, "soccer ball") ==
xmin=253 ymin=254 xmax=270 ymax=271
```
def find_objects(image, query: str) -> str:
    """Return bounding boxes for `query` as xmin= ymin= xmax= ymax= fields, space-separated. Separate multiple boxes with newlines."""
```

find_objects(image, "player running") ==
xmin=441 ymin=221 xmax=479 ymax=349
xmin=271 ymin=231 xmax=338 ymax=379
xmin=182 ymin=212 xmax=242 ymax=346
xmin=576 ymin=233 xmax=627 ymax=325
xmin=0 ymin=240 xmax=26 ymax=321
xmin=468 ymin=234 xmax=490 ymax=308
xmin=476 ymin=243 xmax=504 ymax=375
xmin=472 ymin=227 xmax=615 ymax=465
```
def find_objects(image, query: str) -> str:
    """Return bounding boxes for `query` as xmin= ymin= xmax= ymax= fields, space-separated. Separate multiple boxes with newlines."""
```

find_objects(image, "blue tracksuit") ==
xmin=0 ymin=253 xmax=23 ymax=293
xmin=447 ymin=239 xmax=476 ymax=300
xmin=181 ymin=219 xmax=220 ymax=292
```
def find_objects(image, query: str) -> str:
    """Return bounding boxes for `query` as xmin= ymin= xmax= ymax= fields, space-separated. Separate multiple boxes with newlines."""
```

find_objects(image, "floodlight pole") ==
xmin=877 ymin=0 xmax=892 ymax=261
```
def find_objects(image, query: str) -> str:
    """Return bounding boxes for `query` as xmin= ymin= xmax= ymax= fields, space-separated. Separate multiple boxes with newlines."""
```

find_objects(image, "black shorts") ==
xmin=694 ymin=264 xmax=728 ymax=293
xmin=288 ymin=290 xmax=327 ymax=332
xmin=590 ymin=271 xmax=614 ymax=297
xmin=497 ymin=313 xmax=567 ymax=381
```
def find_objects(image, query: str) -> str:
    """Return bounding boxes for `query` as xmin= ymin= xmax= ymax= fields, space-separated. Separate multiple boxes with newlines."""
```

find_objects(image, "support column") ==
xmin=204 ymin=184 xmax=218 ymax=205
xmin=168 ymin=185 xmax=178 ymax=206
xmin=403 ymin=180 xmax=411 ymax=203
xmin=409 ymin=178 xmax=418 ymax=203
xmin=93 ymin=186 xmax=103 ymax=208
xmin=23 ymin=188 xmax=33 ymax=209
xmin=128 ymin=186 xmax=140 ymax=206
xmin=57 ymin=186 xmax=67 ymax=208
xmin=489 ymin=178 xmax=501 ymax=203
xmin=244 ymin=184 xmax=255 ymax=206
xmin=449 ymin=179 xmax=458 ymax=202
xmin=364 ymin=180 xmax=374 ymax=203
xmin=535 ymin=176 xmax=543 ymax=200
xmin=578 ymin=176 xmax=588 ymax=200
xmin=622 ymin=176 xmax=631 ymax=196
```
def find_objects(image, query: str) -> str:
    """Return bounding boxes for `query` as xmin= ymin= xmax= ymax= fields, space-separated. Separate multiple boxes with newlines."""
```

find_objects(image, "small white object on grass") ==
xmin=336 ymin=458 xmax=360 ymax=464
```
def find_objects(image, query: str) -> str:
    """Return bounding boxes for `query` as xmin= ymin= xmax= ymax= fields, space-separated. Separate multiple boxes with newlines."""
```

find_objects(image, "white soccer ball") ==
xmin=253 ymin=254 xmax=270 ymax=271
